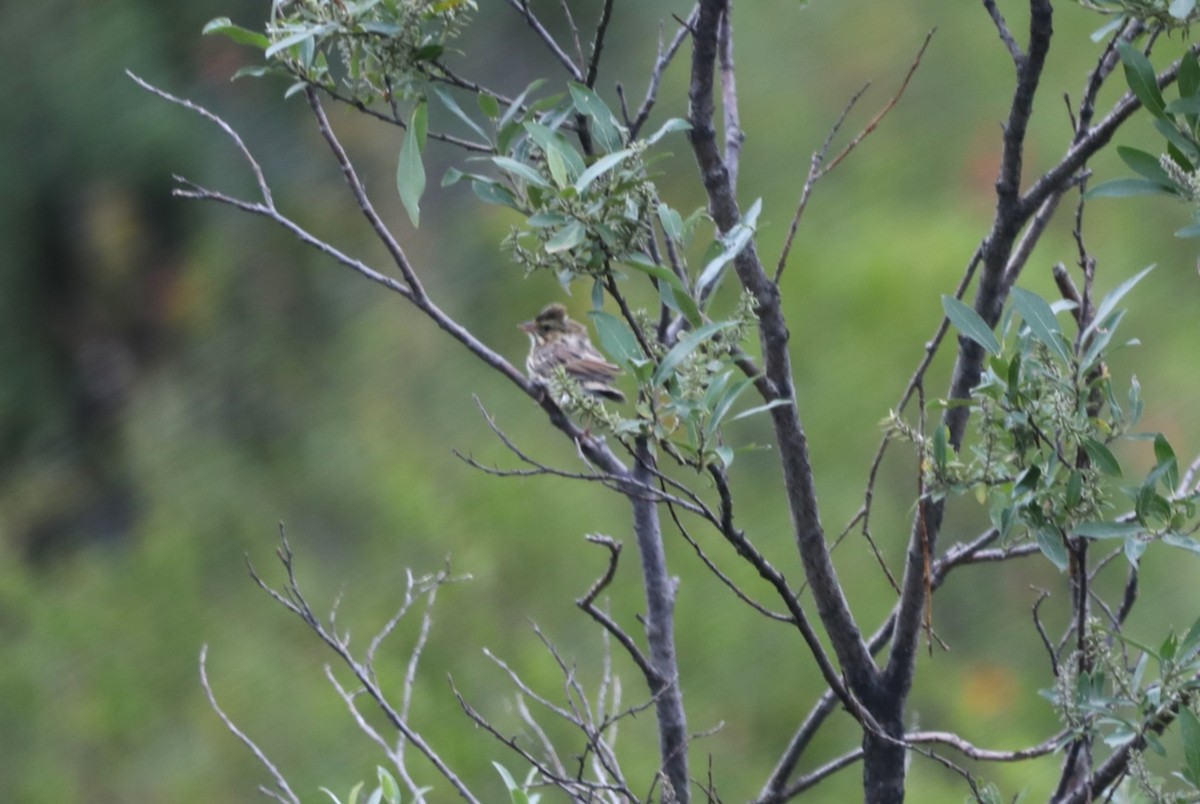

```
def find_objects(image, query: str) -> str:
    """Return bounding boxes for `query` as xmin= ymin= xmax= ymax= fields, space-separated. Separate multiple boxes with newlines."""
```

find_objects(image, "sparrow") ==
xmin=519 ymin=303 xmax=626 ymax=403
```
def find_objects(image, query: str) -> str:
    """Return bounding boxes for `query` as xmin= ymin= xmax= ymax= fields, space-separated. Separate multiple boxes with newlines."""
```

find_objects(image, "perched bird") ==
xmin=519 ymin=303 xmax=626 ymax=403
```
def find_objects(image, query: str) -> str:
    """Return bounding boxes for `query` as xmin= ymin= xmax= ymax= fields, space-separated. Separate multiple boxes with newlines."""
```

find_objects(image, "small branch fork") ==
xmin=230 ymin=528 xmax=480 ymax=803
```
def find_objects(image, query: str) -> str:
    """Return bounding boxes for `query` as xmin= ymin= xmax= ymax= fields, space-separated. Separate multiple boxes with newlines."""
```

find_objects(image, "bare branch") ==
xmin=775 ymin=82 xmax=869 ymax=284
xmin=629 ymin=7 xmax=698 ymax=140
xmin=127 ymin=72 xmax=273 ymax=209
xmin=585 ymin=0 xmax=616 ymax=88
xmin=504 ymin=0 xmax=585 ymax=82
xmin=982 ymin=0 xmax=1022 ymax=63
xmin=717 ymin=3 xmax=744 ymax=192
xmin=906 ymin=729 xmax=1065 ymax=762
xmin=200 ymin=646 xmax=301 ymax=804
xmin=818 ymin=29 xmax=935 ymax=179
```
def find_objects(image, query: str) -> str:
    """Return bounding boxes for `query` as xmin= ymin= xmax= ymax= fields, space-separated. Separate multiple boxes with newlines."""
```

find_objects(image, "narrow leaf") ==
xmin=1083 ymin=437 xmax=1123 ymax=477
xmin=491 ymin=156 xmax=551 ymax=188
xmin=620 ymin=254 xmax=702 ymax=326
xmin=471 ymin=179 xmax=521 ymax=210
xmin=942 ymin=296 xmax=1001 ymax=355
xmin=1037 ymin=526 xmax=1069 ymax=572
xmin=1117 ymin=146 xmax=1176 ymax=187
xmin=1164 ymin=532 xmax=1200 ymax=555
xmin=728 ymin=398 xmax=792 ymax=422
xmin=1086 ymin=265 xmax=1154 ymax=338
xmin=397 ymin=103 xmax=427 ymax=227
xmin=265 ymin=25 xmax=328 ymax=59
xmin=1012 ymin=288 xmax=1072 ymax=363
xmin=644 ymin=117 xmax=692 ymax=146
xmin=545 ymin=221 xmax=586 ymax=254
xmin=653 ymin=322 xmax=735 ymax=387
xmin=589 ymin=311 xmax=644 ymax=369
xmin=1117 ymin=41 xmax=1167 ymax=120
xmin=1086 ymin=178 xmax=1178 ymax=199
xmin=1154 ymin=433 xmax=1179 ymax=490
xmin=574 ymin=149 xmax=635 ymax=194
xmin=432 ymin=88 xmax=490 ymax=142
xmin=657 ymin=204 xmax=684 ymax=243
xmin=1170 ymin=0 xmax=1197 ymax=20
xmin=203 ymin=17 xmax=270 ymax=49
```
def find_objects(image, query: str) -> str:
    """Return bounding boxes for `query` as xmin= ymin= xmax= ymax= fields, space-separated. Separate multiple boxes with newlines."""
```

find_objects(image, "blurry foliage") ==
xmin=1 ymin=1 xmax=1200 ymax=802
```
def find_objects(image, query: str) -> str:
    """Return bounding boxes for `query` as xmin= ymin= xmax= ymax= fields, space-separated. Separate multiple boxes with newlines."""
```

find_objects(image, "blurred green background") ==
xmin=2 ymin=1 xmax=1199 ymax=801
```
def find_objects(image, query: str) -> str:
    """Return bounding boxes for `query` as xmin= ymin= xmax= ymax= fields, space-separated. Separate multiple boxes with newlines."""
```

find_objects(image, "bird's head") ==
xmin=518 ymin=303 xmax=570 ymax=344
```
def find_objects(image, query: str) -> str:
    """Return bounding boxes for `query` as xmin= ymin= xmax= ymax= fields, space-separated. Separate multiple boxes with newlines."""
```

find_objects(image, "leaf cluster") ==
xmin=444 ymin=83 xmax=687 ymax=284
xmin=1043 ymin=620 xmax=1200 ymax=799
xmin=1074 ymin=0 xmax=1200 ymax=33
xmin=1090 ymin=44 xmax=1200 ymax=237
xmin=204 ymin=0 xmax=476 ymax=103
xmin=925 ymin=274 xmax=1199 ymax=572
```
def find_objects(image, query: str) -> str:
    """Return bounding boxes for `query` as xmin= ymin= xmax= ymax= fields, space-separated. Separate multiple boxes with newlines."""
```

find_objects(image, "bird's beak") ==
xmin=518 ymin=320 xmax=535 ymax=333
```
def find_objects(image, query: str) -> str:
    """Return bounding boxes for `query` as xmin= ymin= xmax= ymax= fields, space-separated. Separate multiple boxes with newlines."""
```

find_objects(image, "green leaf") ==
xmin=471 ymin=179 xmax=521 ymax=210
xmin=397 ymin=102 xmax=427 ymax=228
xmin=491 ymin=156 xmax=551 ymax=188
xmin=319 ymin=787 xmax=345 ymax=804
xmin=644 ymin=117 xmax=692 ymax=146
xmin=942 ymin=296 xmax=1001 ymax=355
xmin=1117 ymin=41 xmax=1167 ymax=120
xmin=574 ymin=149 xmax=635 ymax=194
xmin=1080 ymin=309 xmax=1125 ymax=371
xmin=713 ymin=445 xmax=735 ymax=468
xmin=620 ymin=253 xmax=702 ymax=327
xmin=589 ymin=310 xmax=644 ymax=369
xmin=524 ymin=122 xmax=585 ymax=181
xmin=1181 ymin=706 xmax=1200 ymax=788
xmin=696 ymin=198 xmax=761 ymax=301
xmin=1165 ymin=94 xmax=1200 ymax=116
xmin=569 ymin=83 xmax=623 ymax=153
xmin=1154 ymin=433 xmax=1180 ymax=490
xmin=1037 ymin=525 xmax=1069 ymax=572
xmin=231 ymin=65 xmax=290 ymax=81
xmin=1086 ymin=178 xmax=1178 ymax=199
xmin=376 ymin=767 xmax=400 ymax=804
xmin=265 ymin=24 xmax=330 ymax=59
xmin=1170 ymin=0 xmax=1197 ymax=20
xmin=1164 ymin=532 xmax=1200 ymax=556
xmin=1083 ymin=437 xmax=1123 ymax=477
xmin=545 ymin=221 xmax=586 ymax=254
xmin=1117 ymin=146 xmax=1176 ymax=188
xmin=1086 ymin=265 xmax=1154 ymax=339
xmin=493 ymin=762 xmax=532 ymax=804
xmin=653 ymin=322 xmax=736 ymax=387
xmin=707 ymin=377 xmax=755 ymax=438
xmin=1011 ymin=287 xmax=1072 ymax=364
xmin=1178 ymin=222 xmax=1200 ymax=238
xmin=1182 ymin=50 xmax=1200 ymax=100
xmin=1125 ymin=534 xmax=1147 ymax=566
xmin=1075 ymin=523 xmax=1137 ymax=542
xmin=432 ymin=88 xmax=490 ymax=143
xmin=657 ymin=204 xmax=684 ymax=243
xmin=203 ymin=17 xmax=270 ymax=49
xmin=932 ymin=424 xmax=948 ymax=469
xmin=498 ymin=79 xmax=546 ymax=132
xmin=728 ymin=398 xmax=792 ymax=423
xmin=1155 ymin=118 xmax=1200 ymax=165
xmin=478 ymin=92 xmax=500 ymax=119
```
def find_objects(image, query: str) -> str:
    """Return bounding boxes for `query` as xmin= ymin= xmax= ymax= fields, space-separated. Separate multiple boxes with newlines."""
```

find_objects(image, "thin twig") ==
xmin=505 ymin=0 xmax=584 ymax=82
xmin=982 ymin=0 xmax=1022 ymax=63
xmin=585 ymin=0 xmax=616 ymax=88
xmin=199 ymin=646 xmax=302 ymax=804
xmin=629 ymin=7 xmax=697 ymax=140
xmin=818 ymin=29 xmax=935 ymax=178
